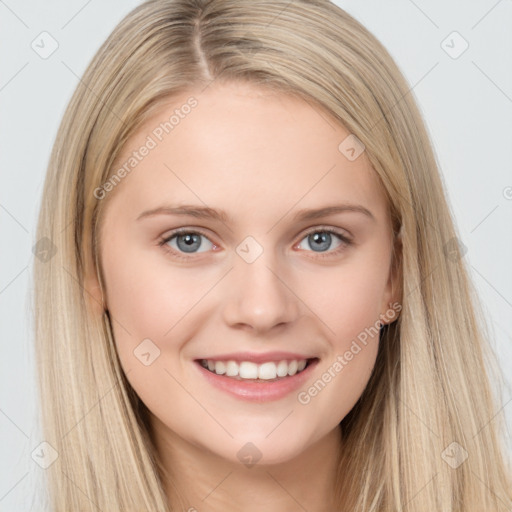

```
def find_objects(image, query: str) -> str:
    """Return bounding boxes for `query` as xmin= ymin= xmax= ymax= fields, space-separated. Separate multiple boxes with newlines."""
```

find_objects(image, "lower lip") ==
xmin=194 ymin=359 xmax=319 ymax=402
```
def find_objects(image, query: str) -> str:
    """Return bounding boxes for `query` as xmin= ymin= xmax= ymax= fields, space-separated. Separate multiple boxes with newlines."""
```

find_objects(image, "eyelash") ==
xmin=158 ymin=226 xmax=352 ymax=261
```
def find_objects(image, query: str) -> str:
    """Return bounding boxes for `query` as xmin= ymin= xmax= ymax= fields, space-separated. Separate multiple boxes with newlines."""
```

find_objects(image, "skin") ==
xmin=86 ymin=81 xmax=400 ymax=511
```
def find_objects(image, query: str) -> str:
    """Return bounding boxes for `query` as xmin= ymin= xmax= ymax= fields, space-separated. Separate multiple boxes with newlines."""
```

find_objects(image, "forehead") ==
xmin=103 ymin=81 xmax=388 ymax=226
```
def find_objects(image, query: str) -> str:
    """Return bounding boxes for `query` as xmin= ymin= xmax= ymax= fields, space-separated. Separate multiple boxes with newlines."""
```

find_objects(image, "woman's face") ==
xmin=94 ymin=81 xmax=399 ymax=466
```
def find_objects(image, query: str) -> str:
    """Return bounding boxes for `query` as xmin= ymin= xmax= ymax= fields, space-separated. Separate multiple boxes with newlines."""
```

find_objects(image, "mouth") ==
xmin=193 ymin=355 xmax=319 ymax=402
xmin=196 ymin=357 xmax=317 ymax=382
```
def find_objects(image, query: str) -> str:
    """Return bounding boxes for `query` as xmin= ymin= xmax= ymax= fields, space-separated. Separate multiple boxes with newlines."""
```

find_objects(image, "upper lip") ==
xmin=196 ymin=351 xmax=317 ymax=364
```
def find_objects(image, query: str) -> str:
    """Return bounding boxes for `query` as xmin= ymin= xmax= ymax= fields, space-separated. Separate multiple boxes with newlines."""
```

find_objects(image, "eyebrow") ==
xmin=136 ymin=203 xmax=375 ymax=223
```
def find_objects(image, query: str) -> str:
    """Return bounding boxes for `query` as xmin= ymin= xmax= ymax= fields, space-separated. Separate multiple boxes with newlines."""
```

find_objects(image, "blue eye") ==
xmin=296 ymin=228 xmax=351 ymax=256
xmin=159 ymin=229 xmax=215 ymax=258
xmin=158 ymin=226 xmax=352 ymax=260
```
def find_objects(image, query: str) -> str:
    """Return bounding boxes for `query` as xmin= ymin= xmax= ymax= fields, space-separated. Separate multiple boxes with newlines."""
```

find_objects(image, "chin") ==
xmin=226 ymin=434 xmax=314 ymax=467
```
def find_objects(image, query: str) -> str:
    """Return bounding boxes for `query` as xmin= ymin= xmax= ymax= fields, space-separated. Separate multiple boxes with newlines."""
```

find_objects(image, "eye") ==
xmin=158 ymin=226 xmax=352 ymax=260
xmin=295 ymin=227 xmax=352 ymax=257
xmin=158 ymin=228 xmax=216 ymax=259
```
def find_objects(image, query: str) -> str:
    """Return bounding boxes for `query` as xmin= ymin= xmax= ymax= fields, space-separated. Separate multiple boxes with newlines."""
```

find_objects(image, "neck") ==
xmin=149 ymin=418 xmax=343 ymax=512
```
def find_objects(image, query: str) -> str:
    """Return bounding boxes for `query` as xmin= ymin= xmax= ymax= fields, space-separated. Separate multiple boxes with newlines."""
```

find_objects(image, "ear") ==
xmin=380 ymin=228 xmax=402 ymax=325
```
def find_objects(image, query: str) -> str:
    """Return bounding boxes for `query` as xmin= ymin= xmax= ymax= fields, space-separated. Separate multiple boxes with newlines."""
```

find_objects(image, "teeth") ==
xmin=276 ymin=361 xmax=288 ymax=377
xmin=215 ymin=361 xmax=226 ymax=375
xmin=240 ymin=362 xmax=258 ymax=379
xmin=258 ymin=362 xmax=277 ymax=380
xmin=226 ymin=360 xmax=239 ymax=377
xmin=201 ymin=359 xmax=310 ymax=380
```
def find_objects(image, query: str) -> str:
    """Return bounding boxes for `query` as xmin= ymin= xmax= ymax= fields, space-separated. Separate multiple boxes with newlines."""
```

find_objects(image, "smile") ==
xmin=199 ymin=358 xmax=310 ymax=380
xmin=194 ymin=356 xmax=319 ymax=402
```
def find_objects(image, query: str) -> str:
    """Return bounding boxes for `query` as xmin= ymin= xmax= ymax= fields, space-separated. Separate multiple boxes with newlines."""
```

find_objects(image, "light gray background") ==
xmin=1 ymin=1 xmax=511 ymax=510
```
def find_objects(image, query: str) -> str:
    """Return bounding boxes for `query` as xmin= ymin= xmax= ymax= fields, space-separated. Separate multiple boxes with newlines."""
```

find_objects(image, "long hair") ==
xmin=32 ymin=0 xmax=512 ymax=510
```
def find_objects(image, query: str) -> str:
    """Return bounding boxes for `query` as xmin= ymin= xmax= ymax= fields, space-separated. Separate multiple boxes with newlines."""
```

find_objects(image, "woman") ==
xmin=33 ymin=0 xmax=512 ymax=510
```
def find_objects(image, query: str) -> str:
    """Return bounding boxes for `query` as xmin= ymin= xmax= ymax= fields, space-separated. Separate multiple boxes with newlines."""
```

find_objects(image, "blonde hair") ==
xmin=33 ymin=0 xmax=512 ymax=510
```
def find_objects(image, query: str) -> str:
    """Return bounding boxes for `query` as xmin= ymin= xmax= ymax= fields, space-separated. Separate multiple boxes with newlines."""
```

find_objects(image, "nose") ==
xmin=221 ymin=250 xmax=302 ymax=334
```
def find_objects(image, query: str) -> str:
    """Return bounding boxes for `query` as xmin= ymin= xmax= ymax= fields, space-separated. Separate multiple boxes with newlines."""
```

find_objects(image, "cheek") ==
xmin=295 ymin=281 xmax=382 ymax=426
xmin=295 ymin=254 xmax=388 ymax=399
xmin=103 ymin=243 xmax=207 ymax=333
xmin=102 ymin=251 xmax=201 ymax=413
xmin=101 ymin=248 xmax=183 ymax=365
xmin=302 ymin=256 xmax=389 ymax=344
